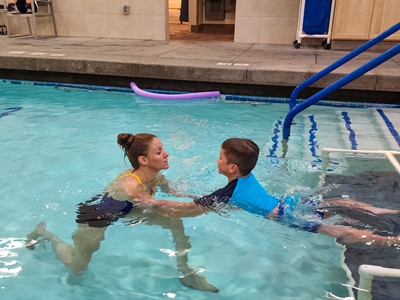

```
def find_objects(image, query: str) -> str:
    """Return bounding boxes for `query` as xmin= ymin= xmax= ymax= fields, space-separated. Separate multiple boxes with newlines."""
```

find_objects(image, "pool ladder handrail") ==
xmin=320 ymin=148 xmax=400 ymax=177
xmin=282 ymin=22 xmax=400 ymax=140
xmin=358 ymin=265 xmax=400 ymax=300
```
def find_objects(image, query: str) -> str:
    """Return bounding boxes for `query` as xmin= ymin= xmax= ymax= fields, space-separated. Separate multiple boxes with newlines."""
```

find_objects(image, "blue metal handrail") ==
xmin=282 ymin=22 xmax=400 ymax=140
xmin=289 ymin=22 xmax=400 ymax=110
xmin=282 ymin=42 xmax=400 ymax=140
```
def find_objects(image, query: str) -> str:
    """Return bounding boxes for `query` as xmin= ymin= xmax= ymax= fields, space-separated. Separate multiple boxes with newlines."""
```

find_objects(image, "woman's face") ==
xmin=145 ymin=137 xmax=169 ymax=170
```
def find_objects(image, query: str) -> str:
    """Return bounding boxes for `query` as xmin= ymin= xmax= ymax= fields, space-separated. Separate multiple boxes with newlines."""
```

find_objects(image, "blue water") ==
xmin=1 ymin=81 xmax=400 ymax=299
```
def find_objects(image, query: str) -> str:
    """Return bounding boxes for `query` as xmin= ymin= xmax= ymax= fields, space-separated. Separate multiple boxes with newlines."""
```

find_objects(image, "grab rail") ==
xmin=320 ymin=148 xmax=400 ymax=177
xmin=283 ymin=22 xmax=400 ymax=140
xmin=289 ymin=22 xmax=400 ymax=110
xmin=282 ymin=41 xmax=400 ymax=140
xmin=358 ymin=265 xmax=400 ymax=300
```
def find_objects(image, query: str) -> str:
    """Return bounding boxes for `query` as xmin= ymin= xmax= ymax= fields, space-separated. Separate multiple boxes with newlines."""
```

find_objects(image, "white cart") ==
xmin=293 ymin=0 xmax=336 ymax=49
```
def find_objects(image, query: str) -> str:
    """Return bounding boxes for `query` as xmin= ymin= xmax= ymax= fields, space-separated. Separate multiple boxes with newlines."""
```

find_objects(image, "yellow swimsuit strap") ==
xmin=123 ymin=173 xmax=143 ymax=185
xmin=127 ymin=174 xmax=159 ymax=196
xmin=119 ymin=173 xmax=160 ymax=196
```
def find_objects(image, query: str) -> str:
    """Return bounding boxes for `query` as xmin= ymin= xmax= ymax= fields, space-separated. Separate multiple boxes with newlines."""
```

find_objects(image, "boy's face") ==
xmin=217 ymin=147 xmax=232 ymax=176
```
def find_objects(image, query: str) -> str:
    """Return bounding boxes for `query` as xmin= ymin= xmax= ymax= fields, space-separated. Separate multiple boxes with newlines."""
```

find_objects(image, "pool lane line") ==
xmin=308 ymin=115 xmax=322 ymax=170
xmin=308 ymin=115 xmax=318 ymax=157
xmin=266 ymin=115 xmax=336 ymax=171
xmin=376 ymin=109 xmax=400 ymax=147
xmin=308 ymin=115 xmax=337 ymax=170
xmin=268 ymin=118 xmax=283 ymax=157
xmin=341 ymin=112 xmax=358 ymax=150
xmin=0 ymin=107 xmax=22 ymax=119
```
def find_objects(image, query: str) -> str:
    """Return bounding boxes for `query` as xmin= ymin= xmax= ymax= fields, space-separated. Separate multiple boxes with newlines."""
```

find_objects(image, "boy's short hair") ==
xmin=221 ymin=138 xmax=259 ymax=176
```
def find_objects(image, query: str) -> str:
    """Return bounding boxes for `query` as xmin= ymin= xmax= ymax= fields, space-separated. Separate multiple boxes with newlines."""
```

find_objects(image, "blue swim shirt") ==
xmin=194 ymin=172 xmax=282 ymax=216
xmin=230 ymin=173 xmax=281 ymax=215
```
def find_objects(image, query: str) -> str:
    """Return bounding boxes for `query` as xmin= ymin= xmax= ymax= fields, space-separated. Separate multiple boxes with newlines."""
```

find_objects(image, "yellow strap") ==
xmin=125 ymin=173 xmax=143 ymax=185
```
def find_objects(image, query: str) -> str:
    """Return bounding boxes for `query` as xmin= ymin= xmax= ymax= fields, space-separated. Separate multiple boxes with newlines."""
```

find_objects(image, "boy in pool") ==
xmin=144 ymin=138 xmax=295 ymax=217
xmin=144 ymin=138 xmax=400 ymax=246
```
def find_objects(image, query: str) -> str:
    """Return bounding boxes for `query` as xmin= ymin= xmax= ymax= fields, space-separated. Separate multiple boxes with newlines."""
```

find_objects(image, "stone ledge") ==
xmin=0 ymin=53 xmax=399 ymax=93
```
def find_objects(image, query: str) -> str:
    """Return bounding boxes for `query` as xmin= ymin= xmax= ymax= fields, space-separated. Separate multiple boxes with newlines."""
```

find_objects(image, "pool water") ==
xmin=1 ymin=81 xmax=400 ymax=299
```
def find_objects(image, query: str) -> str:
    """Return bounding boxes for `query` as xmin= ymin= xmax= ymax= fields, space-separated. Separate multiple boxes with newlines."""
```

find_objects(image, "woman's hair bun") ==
xmin=117 ymin=133 xmax=135 ymax=149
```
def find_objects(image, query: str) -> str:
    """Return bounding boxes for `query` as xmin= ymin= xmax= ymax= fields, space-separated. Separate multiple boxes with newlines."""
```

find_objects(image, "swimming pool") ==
xmin=1 ymin=80 xmax=400 ymax=299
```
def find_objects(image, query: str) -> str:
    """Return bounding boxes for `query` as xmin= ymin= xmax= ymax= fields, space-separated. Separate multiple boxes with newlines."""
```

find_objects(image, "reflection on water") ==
xmin=0 ymin=238 xmax=24 ymax=279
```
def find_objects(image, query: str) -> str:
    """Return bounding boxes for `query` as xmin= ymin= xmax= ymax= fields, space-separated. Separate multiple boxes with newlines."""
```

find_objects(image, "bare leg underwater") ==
xmin=26 ymin=222 xmax=106 ymax=275
xmin=322 ymin=198 xmax=399 ymax=215
xmin=26 ymin=218 xmax=218 ymax=292
xmin=145 ymin=216 xmax=219 ymax=293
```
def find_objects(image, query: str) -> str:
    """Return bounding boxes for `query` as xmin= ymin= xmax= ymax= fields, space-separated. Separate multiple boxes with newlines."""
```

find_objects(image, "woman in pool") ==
xmin=26 ymin=133 xmax=217 ymax=293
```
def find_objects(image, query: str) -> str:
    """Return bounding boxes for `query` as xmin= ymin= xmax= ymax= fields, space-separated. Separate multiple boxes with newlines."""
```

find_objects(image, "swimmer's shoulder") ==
xmin=107 ymin=169 xmax=147 ymax=200
xmin=116 ymin=169 xmax=134 ymax=178
xmin=107 ymin=180 xmax=151 ymax=202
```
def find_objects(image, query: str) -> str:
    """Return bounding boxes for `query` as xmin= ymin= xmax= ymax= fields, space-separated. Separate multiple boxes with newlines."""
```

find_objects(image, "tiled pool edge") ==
xmin=2 ymin=78 xmax=400 ymax=109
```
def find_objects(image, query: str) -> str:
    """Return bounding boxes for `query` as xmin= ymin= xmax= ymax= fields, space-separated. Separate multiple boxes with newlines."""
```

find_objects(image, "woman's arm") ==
xmin=157 ymin=174 xmax=198 ymax=199
xmin=145 ymin=199 xmax=197 ymax=208
xmin=141 ymin=198 xmax=208 ymax=218
xmin=265 ymin=204 xmax=280 ymax=219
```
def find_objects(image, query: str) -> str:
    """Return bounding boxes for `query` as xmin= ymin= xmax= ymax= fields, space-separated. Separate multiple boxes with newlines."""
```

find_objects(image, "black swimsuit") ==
xmin=76 ymin=193 xmax=133 ymax=228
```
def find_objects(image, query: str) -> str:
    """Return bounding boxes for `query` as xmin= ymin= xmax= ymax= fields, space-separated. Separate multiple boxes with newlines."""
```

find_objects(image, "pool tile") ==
xmin=2 ymin=78 xmax=400 ymax=109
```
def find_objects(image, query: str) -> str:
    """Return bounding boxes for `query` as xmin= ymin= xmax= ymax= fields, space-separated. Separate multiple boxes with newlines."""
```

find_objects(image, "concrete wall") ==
xmin=235 ymin=0 xmax=300 ymax=44
xmin=4 ymin=0 xmax=169 ymax=40
xmin=2 ymin=0 xmax=305 ymax=45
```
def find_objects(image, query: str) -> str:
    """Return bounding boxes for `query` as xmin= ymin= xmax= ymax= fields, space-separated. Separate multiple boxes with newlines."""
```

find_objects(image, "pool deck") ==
xmin=1 ymin=35 xmax=400 ymax=102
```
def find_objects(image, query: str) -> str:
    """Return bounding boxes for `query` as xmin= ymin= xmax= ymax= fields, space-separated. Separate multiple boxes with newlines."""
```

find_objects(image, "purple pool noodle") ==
xmin=130 ymin=82 xmax=220 ymax=100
